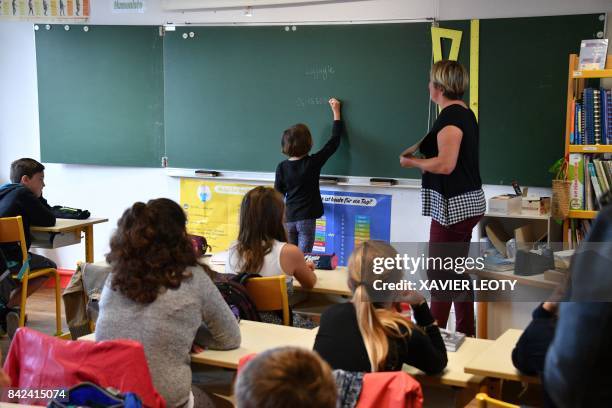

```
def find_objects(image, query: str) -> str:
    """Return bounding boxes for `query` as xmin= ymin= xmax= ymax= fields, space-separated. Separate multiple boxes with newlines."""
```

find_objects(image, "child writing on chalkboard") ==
xmin=274 ymin=98 xmax=343 ymax=253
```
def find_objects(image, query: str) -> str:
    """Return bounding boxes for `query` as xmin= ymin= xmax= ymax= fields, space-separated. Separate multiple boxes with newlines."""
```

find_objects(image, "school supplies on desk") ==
xmin=440 ymin=328 xmax=466 ymax=352
xmin=304 ymin=253 xmax=338 ymax=270
xmin=52 ymin=205 xmax=91 ymax=220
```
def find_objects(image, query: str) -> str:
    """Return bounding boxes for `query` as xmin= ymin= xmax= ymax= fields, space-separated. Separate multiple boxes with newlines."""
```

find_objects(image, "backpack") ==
xmin=214 ymin=273 xmax=261 ymax=322
xmin=189 ymin=234 xmax=211 ymax=258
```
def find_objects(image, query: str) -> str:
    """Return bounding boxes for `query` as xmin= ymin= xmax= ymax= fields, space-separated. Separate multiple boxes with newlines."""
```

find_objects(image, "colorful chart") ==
xmin=313 ymin=191 xmax=392 ymax=266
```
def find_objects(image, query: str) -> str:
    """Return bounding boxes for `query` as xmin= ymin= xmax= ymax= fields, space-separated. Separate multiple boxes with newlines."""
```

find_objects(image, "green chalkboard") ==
xmin=35 ymin=15 xmax=605 ymax=186
xmin=478 ymin=14 xmax=604 ymax=186
xmin=36 ymin=25 xmax=164 ymax=167
xmin=164 ymin=22 xmax=470 ymax=179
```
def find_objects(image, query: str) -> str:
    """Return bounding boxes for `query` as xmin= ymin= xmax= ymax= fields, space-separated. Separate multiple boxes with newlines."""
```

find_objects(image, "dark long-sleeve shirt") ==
xmin=512 ymin=303 xmax=556 ymax=376
xmin=0 ymin=183 xmax=55 ymax=249
xmin=275 ymin=120 xmax=343 ymax=222
xmin=313 ymin=302 xmax=447 ymax=374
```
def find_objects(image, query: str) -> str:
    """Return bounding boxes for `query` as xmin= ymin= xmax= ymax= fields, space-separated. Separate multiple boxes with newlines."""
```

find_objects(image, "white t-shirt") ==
xmin=225 ymin=240 xmax=291 ymax=280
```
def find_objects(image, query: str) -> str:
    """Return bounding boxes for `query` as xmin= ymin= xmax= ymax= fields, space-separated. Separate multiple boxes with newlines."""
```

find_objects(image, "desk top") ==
xmin=208 ymin=261 xmax=352 ymax=297
xmin=471 ymin=268 xmax=559 ymax=290
xmin=404 ymin=337 xmax=494 ymax=388
xmin=191 ymin=320 xmax=317 ymax=369
xmin=31 ymin=217 xmax=108 ymax=232
xmin=294 ymin=267 xmax=351 ymax=296
xmin=464 ymin=329 xmax=540 ymax=383
xmin=80 ymin=320 xmax=317 ymax=370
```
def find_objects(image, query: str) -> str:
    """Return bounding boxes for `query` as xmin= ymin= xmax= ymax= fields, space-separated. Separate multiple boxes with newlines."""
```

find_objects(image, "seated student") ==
xmin=544 ymin=203 xmax=612 ymax=408
xmin=512 ymin=302 xmax=558 ymax=376
xmin=225 ymin=186 xmax=317 ymax=288
xmin=0 ymin=158 xmax=56 ymax=335
xmin=235 ymin=347 xmax=337 ymax=408
xmin=512 ymin=274 xmax=568 ymax=380
xmin=314 ymin=240 xmax=447 ymax=374
xmin=95 ymin=198 xmax=240 ymax=408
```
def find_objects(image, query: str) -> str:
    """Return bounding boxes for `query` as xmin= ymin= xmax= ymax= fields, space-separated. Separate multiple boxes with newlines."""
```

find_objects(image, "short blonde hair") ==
xmin=430 ymin=60 xmax=468 ymax=100
xmin=235 ymin=347 xmax=337 ymax=408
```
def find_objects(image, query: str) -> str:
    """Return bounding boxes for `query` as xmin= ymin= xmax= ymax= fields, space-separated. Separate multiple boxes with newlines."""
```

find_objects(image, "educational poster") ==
xmin=0 ymin=0 xmax=89 ymax=19
xmin=180 ymin=179 xmax=257 ymax=253
xmin=313 ymin=191 xmax=392 ymax=266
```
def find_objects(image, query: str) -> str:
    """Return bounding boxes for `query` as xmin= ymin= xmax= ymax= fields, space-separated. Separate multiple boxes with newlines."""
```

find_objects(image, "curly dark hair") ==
xmin=106 ymin=198 xmax=212 ymax=304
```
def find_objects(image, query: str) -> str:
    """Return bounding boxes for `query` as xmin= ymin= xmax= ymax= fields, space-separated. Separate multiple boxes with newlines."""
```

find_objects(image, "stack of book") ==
xmin=440 ymin=328 xmax=466 ymax=352
xmin=570 ymin=87 xmax=612 ymax=145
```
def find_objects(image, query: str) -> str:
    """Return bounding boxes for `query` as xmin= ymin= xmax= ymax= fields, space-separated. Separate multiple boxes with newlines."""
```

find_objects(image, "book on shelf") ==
xmin=578 ymin=39 xmax=609 ymax=70
xmin=568 ymin=153 xmax=584 ymax=209
xmin=588 ymin=162 xmax=604 ymax=204
xmin=603 ymin=89 xmax=612 ymax=144
xmin=571 ymin=88 xmax=611 ymax=146
xmin=439 ymin=328 xmax=466 ymax=352
xmin=568 ymin=219 xmax=592 ymax=249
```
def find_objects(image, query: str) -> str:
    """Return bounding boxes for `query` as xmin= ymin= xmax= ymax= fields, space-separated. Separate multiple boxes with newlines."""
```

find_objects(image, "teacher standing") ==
xmin=400 ymin=60 xmax=485 ymax=336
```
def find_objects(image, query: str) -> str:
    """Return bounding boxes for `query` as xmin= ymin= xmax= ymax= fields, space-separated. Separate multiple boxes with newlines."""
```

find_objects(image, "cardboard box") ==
xmin=488 ymin=195 xmax=522 ymax=215
xmin=522 ymin=196 xmax=551 ymax=215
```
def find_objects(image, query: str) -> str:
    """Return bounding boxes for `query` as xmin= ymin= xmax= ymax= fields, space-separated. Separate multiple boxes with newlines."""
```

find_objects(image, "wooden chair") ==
xmin=475 ymin=393 xmax=519 ymax=408
xmin=0 ymin=216 xmax=63 ymax=336
xmin=244 ymin=275 xmax=290 ymax=325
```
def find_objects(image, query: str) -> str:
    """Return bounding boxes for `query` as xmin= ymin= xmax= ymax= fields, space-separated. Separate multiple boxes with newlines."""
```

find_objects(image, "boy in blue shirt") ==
xmin=0 ymin=158 xmax=57 ymax=337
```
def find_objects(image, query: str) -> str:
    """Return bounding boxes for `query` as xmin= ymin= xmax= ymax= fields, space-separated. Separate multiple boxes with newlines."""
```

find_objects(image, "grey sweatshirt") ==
xmin=95 ymin=265 xmax=241 ymax=407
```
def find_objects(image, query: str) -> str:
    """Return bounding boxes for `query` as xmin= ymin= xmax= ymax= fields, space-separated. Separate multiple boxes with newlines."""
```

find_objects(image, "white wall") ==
xmin=1 ymin=0 xmax=611 ymax=269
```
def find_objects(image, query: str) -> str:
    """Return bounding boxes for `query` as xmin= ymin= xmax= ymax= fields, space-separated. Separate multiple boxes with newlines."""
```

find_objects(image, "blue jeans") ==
xmin=285 ymin=219 xmax=316 ymax=253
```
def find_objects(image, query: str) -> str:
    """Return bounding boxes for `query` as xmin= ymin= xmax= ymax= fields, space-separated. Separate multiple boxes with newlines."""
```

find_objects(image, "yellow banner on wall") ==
xmin=180 ymin=179 xmax=257 ymax=253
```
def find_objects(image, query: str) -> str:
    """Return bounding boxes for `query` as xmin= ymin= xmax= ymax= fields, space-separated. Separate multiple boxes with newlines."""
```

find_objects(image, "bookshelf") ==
xmin=563 ymin=54 xmax=612 ymax=246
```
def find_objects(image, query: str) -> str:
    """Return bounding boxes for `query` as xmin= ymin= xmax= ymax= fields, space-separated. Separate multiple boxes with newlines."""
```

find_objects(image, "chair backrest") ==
xmin=0 ymin=216 xmax=28 ymax=268
xmin=357 ymin=371 xmax=424 ymax=408
xmin=3 ymin=327 xmax=166 ymax=408
xmin=476 ymin=393 xmax=520 ymax=408
xmin=244 ymin=275 xmax=290 ymax=325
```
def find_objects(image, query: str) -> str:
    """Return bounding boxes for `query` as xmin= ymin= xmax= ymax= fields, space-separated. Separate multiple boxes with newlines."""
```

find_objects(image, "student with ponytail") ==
xmin=313 ymin=240 xmax=447 ymax=374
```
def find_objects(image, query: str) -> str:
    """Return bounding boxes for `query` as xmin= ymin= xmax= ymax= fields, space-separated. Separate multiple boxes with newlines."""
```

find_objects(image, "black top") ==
xmin=313 ymin=302 xmax=447 ymax=374
xmin=0 ymin=183 xmax=55 ymax=250
xmin=512 ymin=303 xmax=557 ymax=376
xmin=420 ymin=104 xmax=482 ymax=198
xmin=275 ymin=120 xmax=343 ymax=222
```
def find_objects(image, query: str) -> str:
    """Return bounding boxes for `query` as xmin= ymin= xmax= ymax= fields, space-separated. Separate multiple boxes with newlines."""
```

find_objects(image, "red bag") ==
xmin=3 ymin=328 xmax=165 ymax=408
xmin=357 ymin=371 xmax=423 ymax=408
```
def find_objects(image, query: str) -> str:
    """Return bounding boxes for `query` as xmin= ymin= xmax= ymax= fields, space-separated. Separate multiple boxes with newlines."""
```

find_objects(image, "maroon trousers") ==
xmin=427 ymin=215 xmax=482 ymax=336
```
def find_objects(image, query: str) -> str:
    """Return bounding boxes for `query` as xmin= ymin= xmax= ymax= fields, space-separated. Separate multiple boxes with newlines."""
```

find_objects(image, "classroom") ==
xmin=0 ymin=0 xmax=611 ymax=407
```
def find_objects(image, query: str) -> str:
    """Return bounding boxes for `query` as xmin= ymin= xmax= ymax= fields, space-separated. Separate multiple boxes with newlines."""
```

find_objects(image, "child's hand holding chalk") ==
xmin=329 ymin=98 xmax=341 ymax=121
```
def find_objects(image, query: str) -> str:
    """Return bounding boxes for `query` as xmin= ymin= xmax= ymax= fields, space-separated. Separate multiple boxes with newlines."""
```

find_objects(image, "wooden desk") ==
xmin=191 ymin=320 xmax=317 ymax=369
xmin=32 ymin=218 xmax=108 ymax=263
xmin=80 ymin=320 xmax=317 ymax=370
xmin=208 ymin=262 xmax=351 ymax=297
xmin=404 ymin=338 xmax=494 ymax=388
xmin=293 ymin=268 xmax=350 ymax=296
xmin=464 ymin=329 xmax=540 ymax=384
xmin=404 ymin=337 xmax=494 ymax=407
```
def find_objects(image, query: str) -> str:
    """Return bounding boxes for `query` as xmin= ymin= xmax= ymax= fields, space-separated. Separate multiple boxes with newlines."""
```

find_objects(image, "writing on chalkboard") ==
xmin=296 ymin=96 xmax=327 ymax=107
xmin=305 ymin=65 xmax=335 ymax=81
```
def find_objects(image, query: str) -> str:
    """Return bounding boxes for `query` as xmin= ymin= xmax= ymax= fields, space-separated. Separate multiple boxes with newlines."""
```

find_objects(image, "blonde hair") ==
xmin=430 ymin=60 xmax=468 ymax=100
xmin=235 ymin=347 xmax=337 ymax=408
xmin=348 ymin=240 xmax=416 ymax=372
